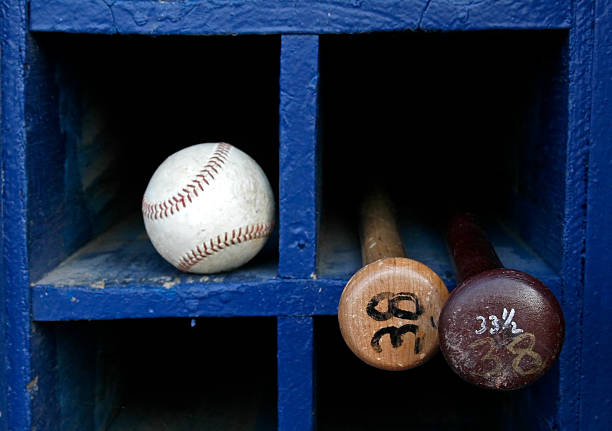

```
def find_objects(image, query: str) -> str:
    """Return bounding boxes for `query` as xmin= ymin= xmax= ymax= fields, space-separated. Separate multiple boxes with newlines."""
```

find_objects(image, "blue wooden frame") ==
xmin=1 ymin=0 xmax=31 ymax=428
xmin=2 ymin=0 xmax=612 ymax=430
xmin=581 ymin=0 xmax=612 ymax=427
xmin=30 ymin=0 xmax=570 ymax=34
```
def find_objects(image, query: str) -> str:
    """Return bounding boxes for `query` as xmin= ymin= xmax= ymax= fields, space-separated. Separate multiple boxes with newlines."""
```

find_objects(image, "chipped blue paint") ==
xmin=29 ymin=0 xmax=571 ymax=35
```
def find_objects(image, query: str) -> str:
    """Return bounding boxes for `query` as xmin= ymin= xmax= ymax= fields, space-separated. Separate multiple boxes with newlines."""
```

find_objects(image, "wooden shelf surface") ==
xmin=318 ymin=213 xmax=561 ymax=291
xmin=32 ymin=213 xmax=560 ymax=321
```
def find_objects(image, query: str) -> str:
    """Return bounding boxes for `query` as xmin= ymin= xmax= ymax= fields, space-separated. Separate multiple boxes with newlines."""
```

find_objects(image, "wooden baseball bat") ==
xmin=338 ymin=189 xmax=449 ymax=371
xmin=438 ymin=213 xmax=565 ymax=390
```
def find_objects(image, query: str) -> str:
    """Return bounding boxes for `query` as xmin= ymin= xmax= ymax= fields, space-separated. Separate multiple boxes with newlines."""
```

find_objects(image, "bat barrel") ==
xmin=338 ymin=189 xmax=448 ymax=371
xmin=447 ymin=212 xmax=503 ymax=282
xmin=439 ymin=212 xmax=565 ymax=390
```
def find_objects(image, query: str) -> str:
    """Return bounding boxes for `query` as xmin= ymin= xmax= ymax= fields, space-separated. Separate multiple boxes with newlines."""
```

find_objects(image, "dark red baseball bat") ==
xmin=438 ymin=213 xmax=564 ymax=390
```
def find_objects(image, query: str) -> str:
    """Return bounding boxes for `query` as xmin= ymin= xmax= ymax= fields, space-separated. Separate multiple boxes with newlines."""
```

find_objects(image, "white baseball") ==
xmin=142 ymin=143 xmax=275 ymax=274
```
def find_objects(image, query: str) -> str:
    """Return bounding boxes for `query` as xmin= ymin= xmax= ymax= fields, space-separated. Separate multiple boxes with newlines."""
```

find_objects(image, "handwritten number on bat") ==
xmin=507 ymin=333 xmax=544 ymax=376
xmin=370 ymin=324 xmax=419 ymax=353
xmin=475 ymin=316 xmax=487 ymax=334
xmin=366 ymin=292 xmax=423 ymax=321
xmin=467 ymin=338 xmax=502 ymax=377
xmin=367 ymin=292 xmax=423 ymax=353
xmin=468 ymin=333 xmax=545 ymax=377
xmin=475 ymin=308 xmax=524 ymax=335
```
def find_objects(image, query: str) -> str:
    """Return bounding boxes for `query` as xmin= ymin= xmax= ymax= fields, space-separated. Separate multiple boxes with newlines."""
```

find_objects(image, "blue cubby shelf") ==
xmin=31 ymin=214 xmax=560 ymax=321
xmin=29 ymin=215 xmax=346 ymax=320
xmin=2 ymin=0 xmax=611 ymax=429
xmin=30 ymin=0 xmax=570 ymax=35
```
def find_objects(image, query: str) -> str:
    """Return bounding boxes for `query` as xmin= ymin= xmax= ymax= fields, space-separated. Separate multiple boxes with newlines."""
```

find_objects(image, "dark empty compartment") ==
xmin=319 ymin=30 xmax=568 ymax=275
xmin=315 ymin=316 xmax=523 ymax=430
xmin=31 ymin=318 xmax=278 ymax=430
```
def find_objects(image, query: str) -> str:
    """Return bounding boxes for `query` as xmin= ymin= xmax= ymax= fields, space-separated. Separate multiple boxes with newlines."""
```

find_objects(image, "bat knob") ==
xmin=338 ymin=257 xmax=449 ymax=371
xmin=438 ymin=269 xmax=565 ymax=390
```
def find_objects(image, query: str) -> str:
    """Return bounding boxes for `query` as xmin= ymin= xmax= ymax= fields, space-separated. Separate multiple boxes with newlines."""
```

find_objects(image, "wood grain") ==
xmin=359 ymin=191 xmax=405 ymax=265
xmin=338 ymin=190 xmax=449 ymax=371
xmin=339 ymin=257 xmax=449 ymax=371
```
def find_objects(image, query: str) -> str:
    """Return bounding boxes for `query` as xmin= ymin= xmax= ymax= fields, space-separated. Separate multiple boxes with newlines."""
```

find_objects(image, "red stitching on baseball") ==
xmin=142 ymin=143 xmax=232 ymax=220
xmin=176 ymin=223 xmax=274 ymax=272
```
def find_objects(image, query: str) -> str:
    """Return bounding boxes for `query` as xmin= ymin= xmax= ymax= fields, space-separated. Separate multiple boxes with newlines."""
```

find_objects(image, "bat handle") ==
xmin=360 ymin=189 xmax=406 ymax=265
xmin=447 ymin=213 xmax=503 ymax=283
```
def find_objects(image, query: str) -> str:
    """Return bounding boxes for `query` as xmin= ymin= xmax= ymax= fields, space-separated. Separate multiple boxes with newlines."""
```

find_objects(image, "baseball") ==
xmin=142 ymin=143 xmax=275 ymax=274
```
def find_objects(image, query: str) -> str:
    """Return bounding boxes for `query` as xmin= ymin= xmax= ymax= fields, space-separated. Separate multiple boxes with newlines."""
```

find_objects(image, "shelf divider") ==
xmin=278 ymin=316 xmax=315 ymax=431
xmin=279 ymin=35 xmax=320 ymax=279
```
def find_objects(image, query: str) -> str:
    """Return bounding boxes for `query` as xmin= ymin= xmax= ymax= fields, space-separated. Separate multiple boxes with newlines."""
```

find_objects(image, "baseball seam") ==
xmin=176 ymin=223 xmax=274 ymax=272
xmin=142 ymin=143 xmax=232 ymax=220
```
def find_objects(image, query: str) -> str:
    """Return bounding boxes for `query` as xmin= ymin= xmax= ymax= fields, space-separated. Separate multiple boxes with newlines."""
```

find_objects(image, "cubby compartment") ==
xmin=31 ymin=317 xmax=278 ymax=430
xmin=316 ymin=30 xmax=569 ymax=429
xmin=318 ymin=30 xmax=568 ymax=288
xmin=315 ymin=316 xmax=542 ymax=430
xmin=27 ymin=34 xmax=281 ymax=319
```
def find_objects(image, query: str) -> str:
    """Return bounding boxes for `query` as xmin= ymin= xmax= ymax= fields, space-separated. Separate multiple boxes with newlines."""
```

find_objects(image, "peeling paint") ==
xmin=26 ymin=376 xmax=39 ymax=398
xmin=162 ymin=277 xmax=180 ymax=289
xmin=91 ymin=280 xmax=105 ymax=289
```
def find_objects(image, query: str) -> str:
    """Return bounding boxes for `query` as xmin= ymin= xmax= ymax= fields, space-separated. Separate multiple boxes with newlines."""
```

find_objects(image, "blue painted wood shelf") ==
xmin=30 ymin=0 xmax=571 ymax=35
xmin=32 ymin=214 xmax=559 ymax=321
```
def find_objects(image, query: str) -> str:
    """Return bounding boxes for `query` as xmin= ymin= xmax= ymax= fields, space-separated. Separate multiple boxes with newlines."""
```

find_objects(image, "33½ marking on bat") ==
xmin=475 ymin=307 xmax=524 ymax=335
